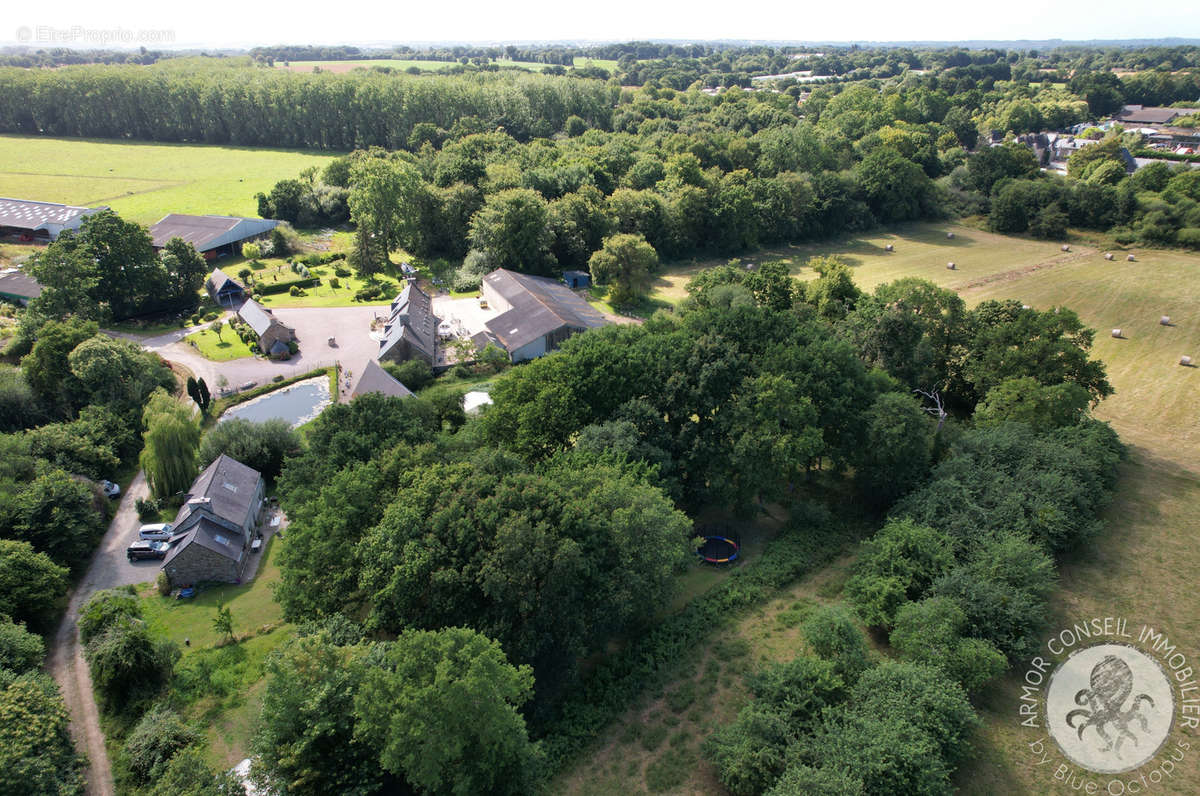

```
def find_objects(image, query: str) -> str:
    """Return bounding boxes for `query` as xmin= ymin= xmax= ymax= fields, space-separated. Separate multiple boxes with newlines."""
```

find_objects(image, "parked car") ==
xmin=138 ymin=522 xmax=174 ymax=541
xmin=240 ymin=381 xmax=257 ymax=391
xmin=127 ymin=540 xmax=169 ymax=561
xmin=100 ymin=480 xmax=120 ymax=499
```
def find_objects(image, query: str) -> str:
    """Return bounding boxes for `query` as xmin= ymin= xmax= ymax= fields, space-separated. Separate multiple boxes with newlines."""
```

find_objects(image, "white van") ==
xmin=138 ymin=523 xmax=174 ymax=541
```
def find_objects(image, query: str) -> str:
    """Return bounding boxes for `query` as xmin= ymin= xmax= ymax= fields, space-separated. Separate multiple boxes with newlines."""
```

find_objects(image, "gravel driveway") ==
xmin=48 ymin=471 xmax=156 ymax=796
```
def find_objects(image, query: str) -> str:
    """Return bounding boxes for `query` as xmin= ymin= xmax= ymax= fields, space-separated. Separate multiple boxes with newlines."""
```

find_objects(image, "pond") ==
xmin=220 ymin=376 xmax=332 ymax=428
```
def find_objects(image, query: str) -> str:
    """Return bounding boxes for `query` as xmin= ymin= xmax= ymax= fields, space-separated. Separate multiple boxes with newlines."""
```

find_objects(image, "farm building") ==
xmin=0 ymin=268 xmax=42 ymax=305
xmin=378 ymin=282 xmax=438 ymax=365
xmin=161 ymin=455 xmax=265 ymax=587
xmin=206 ymin=268 xmax=247 ymax=307
xmin=149 ymin=214 xmax=278 ymax=259
xmin=1113 ymin=105 xmax=1198 ymax=126
xmin=237 ymin=299 xmax=295 ymax=358
xmin=349 ymin=359 xmax=414 ymax=400
xmin=0 ymin=198 xmax=107 ymax=241
xmin=481 ymin=268 xmax=608 ymax=362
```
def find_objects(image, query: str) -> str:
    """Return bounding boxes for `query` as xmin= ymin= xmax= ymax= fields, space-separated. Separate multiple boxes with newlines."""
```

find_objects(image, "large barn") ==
xmin=0 ymin=268 xmax=42 ymax=306
xmin=161 ymin=455 xmax=265 ymax=587
xmin=0 ymin=198 xmax=107 ymax=241
xmin=149 ymin=214 xmax=278 ymax=259
xmin=480 ymin=268 xmax=608 ymax=362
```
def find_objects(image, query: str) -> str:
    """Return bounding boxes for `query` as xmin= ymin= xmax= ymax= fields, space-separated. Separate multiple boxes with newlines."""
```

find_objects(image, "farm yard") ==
xmin=0 ymin=135 xmax=337 ymax=225
xmin=558 ymin=223 xmax=1200 ymax=795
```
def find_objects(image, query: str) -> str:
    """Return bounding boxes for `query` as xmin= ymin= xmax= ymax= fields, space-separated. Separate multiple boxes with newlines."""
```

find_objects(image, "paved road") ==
xmin=48 ymin=472 xmax=159 ymax=796
xmin=142 ymin=306 xmax=384 ymax=393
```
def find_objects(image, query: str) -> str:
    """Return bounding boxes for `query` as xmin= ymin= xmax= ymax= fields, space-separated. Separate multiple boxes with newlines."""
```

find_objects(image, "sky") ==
xmin=7 ymin=0 xmax=1199 ymax=49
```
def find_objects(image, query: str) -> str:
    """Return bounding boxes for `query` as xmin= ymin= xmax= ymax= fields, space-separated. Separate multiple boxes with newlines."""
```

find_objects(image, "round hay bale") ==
xmin=1061 ymin=244 xmax=1070 ymax=252
xmin=885 ymin=243 xmax=894 ymax=252
xmin=1182 ymin=356 xmax=1193 ymax=367
xmin=946 ymin=232 xmax=955 ymax=239
xmin=947 ymin=262 xmax=956 ymax=270
xmin=1104 ymin=252 xmax=1114 ymax=261
xmin=1127 ymin=254 xmax=1136 ymax=262
xmin=1111 ymin=329 xmax=1123 ymax=338
xmin=1161 ymin=316 xmax=1171 ymax=326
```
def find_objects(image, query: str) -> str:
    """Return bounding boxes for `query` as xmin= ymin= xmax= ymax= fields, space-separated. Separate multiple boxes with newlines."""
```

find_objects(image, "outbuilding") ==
xmin=206 ymin=268 xmax=247 ymax=307
xmin=0 ymin=198 xmax=107 ymax=241
xmin=149 ymin=214 xmax=278 ymax=259
xmin=237 ymin=299 xmax=295 ymax=358
xmin=480 ymin=268 xmax=608 ymax=363
xmin=0 ymin=268 xmax=42 ymax=306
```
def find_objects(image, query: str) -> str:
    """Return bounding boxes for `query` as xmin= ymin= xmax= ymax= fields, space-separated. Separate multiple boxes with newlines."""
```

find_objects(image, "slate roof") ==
xmin=379 ymin=282 xmax=437 ymax=361
xmin=207 ymin=268 xmax=245 ymax=295
xmin=237 ymin=299 xmax=277 ymax=337
xmin=482 ymin=268 xmax=607 ymax=352
xmin=0 ymin=268 xmax=42 ymax=300
xmin=149 ymin=214 xmax=278 ymax=251
xmin=350 ymin=359 xmax=414 ymax=399
xmin=175 ymin=454 xmax=263 ymax=530
xmin=162 ymin=516 xmax=246 ymax=567
xmin=0 ymin=198 xmax=105 ymax=232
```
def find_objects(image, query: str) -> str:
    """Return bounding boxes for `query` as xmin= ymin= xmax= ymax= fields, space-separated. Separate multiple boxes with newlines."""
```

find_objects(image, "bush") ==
xmin=802 ymin=606 xmax=873 ymax=685
xmin=202 ymin=311 xmax=218 ymax=322
xmin=135 ymin=496 xmax=159 ymax=522
xmin=0 ymin=617 xmax=44 ymax=675
xmin=198 ymin=418 xmax=301 ymax=482
xmin=124 ymin=704 xmax=201 ymax=781
xmin=844 ymin=518 xmax=955 ymax=628
xmin=766 ymin=764 xmax=864 ymax=796
xmin=79 ymin=586 xmax=142 ymax=644
xmin=156 ymin=570 xmax=171 ymax=596
xmin=334 ymin=265 xmax=351 ymax=278
xmin=354 ymin=283 xmax=384 ymax=301
xmin=705 ymin=702 xmax=794 ymax=796
xmin=890 ymin=597 xmax=1007 ymax=694
xmin=329 ymin=277 xmax=340 ymax=289
xmin=746 ymin=656 xmax=845 ymax=726
xmin=85 ymin=617 xmax=179 ymax=713
xmin=382 ymin=359 xmax=434 ymax=391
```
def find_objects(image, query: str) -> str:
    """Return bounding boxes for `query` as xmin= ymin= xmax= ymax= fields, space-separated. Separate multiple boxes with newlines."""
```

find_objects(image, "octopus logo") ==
xmin=1046 ymin=644 xmax=1175 ymax=774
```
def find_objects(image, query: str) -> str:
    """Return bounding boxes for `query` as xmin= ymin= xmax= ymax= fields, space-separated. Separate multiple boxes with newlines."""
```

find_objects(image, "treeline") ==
xmin=0 ymin=64 xmax=618 ymax=149
xmin=955 ymin=139 xmax=1200 ymax=247
xmin=0 ymin=45 xmax=167 ymax=68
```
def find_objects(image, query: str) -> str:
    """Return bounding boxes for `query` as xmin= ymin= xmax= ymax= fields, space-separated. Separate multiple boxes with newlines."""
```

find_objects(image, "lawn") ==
xmin=245 ymin=260 xmax=398 ymax=309
xmin=559 ymin=224 xmax=1200 ymax=794
xmin=0 ymin=135 xmax=338 ymax=225
xmin=188 ymin=326 xmax=254 ymax=361
xmin=139 ymin=534 xmax=292 ymax=768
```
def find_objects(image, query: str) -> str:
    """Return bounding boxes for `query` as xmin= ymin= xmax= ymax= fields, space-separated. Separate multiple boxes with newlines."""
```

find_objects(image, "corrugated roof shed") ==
xmin=482 ymin=268 xmax=607 ymax=352
xmin=149 ymin=214 xmax=278 ymax=251
xmin=0 ymin=268 xmax=42 ymax=301
xmin=0 ymin=198 xmax=106 ymax=233
xmin=350 ymin=359 xmax=414 ymax=399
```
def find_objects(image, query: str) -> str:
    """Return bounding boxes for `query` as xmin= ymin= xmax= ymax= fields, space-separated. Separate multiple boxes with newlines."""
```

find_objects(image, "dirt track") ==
xmin=47 ymin=471 xmax=159 ymax=796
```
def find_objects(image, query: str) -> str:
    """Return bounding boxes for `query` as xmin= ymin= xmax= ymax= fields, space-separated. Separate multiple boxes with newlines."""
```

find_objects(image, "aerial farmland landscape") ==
xmin=1 ymin=4 xmax=1199 ymax=796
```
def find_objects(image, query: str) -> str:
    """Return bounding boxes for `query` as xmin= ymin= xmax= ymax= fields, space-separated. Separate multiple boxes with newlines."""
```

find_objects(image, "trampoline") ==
xmin=697 ymin=535 xmax=739 ymax=564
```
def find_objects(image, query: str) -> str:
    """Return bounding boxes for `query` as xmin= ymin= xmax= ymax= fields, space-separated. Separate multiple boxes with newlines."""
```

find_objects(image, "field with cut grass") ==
xmin=189 ymin=326 xmax=253 ymax=361
xmin=0 ymin=135 xmax=337 ymax=225
xmin=561 ymin=223 xmax=1200 ymax=795
xmin=139 ymin=535 xmax=291 ymax=769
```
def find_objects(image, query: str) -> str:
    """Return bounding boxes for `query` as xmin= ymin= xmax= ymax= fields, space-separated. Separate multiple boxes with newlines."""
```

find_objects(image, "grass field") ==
xmin=561 ymin=223 xmax=1200 ymax=795
xmin=139 ymin=534 xmax=291 ymax=768
xmin=0 ymin=135 xmax=337 ymax=225
xmin=189 ymin=326 xmax=253 ymax=361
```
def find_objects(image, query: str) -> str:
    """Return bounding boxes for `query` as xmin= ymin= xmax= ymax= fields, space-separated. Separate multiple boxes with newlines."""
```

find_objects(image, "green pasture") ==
xmin=0 ymin=135 xmax=337 ymax=225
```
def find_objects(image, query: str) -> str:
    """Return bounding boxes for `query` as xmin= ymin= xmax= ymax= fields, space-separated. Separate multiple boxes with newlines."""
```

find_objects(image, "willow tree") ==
xmin=139 ymin=389 xmax=199 ymax=499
